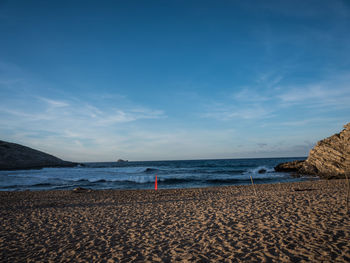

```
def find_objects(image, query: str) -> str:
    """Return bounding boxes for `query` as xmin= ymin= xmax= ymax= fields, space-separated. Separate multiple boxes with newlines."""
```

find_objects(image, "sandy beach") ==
xmin=1 ymin=179 xmax=350 ymax=262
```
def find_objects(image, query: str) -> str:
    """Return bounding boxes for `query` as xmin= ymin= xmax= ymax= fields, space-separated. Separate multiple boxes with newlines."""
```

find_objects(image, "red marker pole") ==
xmin=155 ymin=175 xmax=158 ymax=190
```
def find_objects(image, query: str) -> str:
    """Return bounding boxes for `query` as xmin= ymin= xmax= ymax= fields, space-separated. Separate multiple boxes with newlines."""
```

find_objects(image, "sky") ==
xmin=0 ymin=0 xmax=350 ymax=162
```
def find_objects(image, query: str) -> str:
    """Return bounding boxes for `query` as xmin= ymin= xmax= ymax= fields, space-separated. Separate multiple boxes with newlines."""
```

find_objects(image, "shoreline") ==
xmin=0 ymin=174 xmax=319 ymax=193
xmin=1 ymin=179 xmax=350 ymax=262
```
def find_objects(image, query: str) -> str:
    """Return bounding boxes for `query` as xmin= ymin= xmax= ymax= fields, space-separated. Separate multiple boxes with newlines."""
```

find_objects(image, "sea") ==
xmin=0 ymin=157 xmax=314 ymax=191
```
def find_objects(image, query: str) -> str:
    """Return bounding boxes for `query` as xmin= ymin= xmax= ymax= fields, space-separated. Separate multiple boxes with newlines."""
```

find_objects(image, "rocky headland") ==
xmin=0 ymin=140 xmax=77 ymax=170
xmin=275 ymin=123 xmax=350 ymax=179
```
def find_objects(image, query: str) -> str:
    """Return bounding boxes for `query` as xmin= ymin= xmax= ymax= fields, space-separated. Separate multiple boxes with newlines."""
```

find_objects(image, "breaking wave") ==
xmin=0 ymin=157 xmax=307 ymax=191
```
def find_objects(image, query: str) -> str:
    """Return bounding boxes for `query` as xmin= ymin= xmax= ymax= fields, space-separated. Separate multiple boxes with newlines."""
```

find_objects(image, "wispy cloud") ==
xmin=203 ymin=71 xmax=350 ymax=122
xmin=202 ymin=103 xmax=274 ymax=121
xmin=278 ymin=84 xmax=350 ymax=109
xmin=37 ymin=97 xmax=69 ymax=108
xmin=0 ymin=94 xmax=167 ymax=160
xmin=276 ymin=116 xmax=346 ymax=129
xmin=95 ymin=108 xmax=165 ymax=126
xmin=232 ymin=88 xmax=271 ymax=103
xmin=0 ymin=108 xmax=53 ymax=121
xmin=3 ymin=96 xmax=165 ymax=125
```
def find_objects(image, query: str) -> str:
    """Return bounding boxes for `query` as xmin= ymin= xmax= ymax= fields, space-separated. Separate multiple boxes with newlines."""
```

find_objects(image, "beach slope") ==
xmin=1 ymin=180 xmax=350 ymax=262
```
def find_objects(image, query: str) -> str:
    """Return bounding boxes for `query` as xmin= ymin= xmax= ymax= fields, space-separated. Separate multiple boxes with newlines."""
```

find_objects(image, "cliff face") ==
xmin=275 ymin=123 xmax=350 ymax=179
xmin=0 ymin=140 xmax=77 ymax=170
xmin=300 ymin=123 xmax=350 ymax=178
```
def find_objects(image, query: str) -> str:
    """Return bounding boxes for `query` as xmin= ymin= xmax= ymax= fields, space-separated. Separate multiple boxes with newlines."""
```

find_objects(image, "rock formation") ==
xmin=275 ymin=123 xmax=350 ymax=179
xmin=275 ymin=160 xmax=304 ymax=173
xmin=0 ymin=140 xmax=77 ymax=170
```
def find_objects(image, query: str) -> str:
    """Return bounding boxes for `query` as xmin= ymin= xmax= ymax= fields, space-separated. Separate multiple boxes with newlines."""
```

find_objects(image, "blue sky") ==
xmin=1 ymin=0 xmax=350 ymax=162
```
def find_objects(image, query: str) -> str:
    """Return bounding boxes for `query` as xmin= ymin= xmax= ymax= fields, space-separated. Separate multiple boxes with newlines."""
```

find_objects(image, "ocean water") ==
xmin=0 ymin=157 xmax=312 ymax=191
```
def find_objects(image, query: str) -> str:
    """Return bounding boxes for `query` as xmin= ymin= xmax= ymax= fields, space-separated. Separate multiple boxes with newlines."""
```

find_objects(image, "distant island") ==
xmin=0 ymin=140 xmax=78 ymax=170
xmin=117 ymin=159 xmax=128 ymax=163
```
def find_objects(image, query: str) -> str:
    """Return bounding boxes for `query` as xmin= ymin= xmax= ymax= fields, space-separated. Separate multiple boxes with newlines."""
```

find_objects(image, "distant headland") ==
xmin=0 ymin=140 xmax=78 ymax=170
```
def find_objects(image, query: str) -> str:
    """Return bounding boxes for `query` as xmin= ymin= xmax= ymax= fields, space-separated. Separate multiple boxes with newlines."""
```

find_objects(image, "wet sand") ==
xmin=1 ymin=179 xmax=350 ymax=262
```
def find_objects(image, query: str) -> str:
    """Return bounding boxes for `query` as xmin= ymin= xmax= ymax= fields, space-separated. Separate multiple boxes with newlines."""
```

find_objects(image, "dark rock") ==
xmin=274 ymin=160 xmax=305 ymax=173
xmin=258 ymin=169 xmax=267 ymax=174
xmin=0 ymin=140 xmax=78 ymax=170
